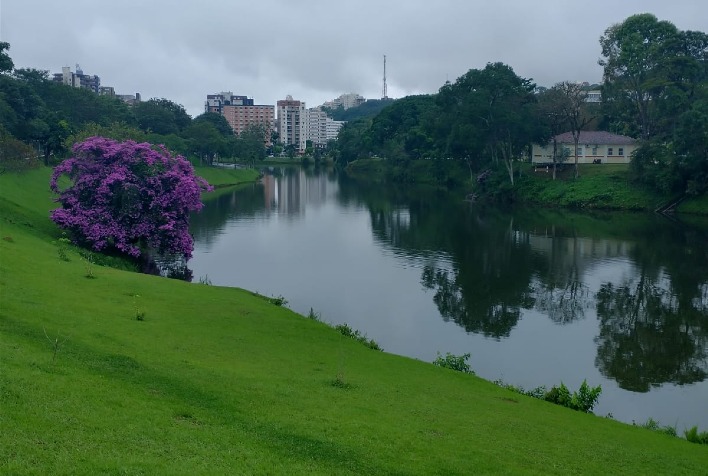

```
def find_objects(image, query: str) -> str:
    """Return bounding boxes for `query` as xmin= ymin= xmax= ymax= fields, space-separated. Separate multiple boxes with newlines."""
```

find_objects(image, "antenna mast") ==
xmin=382 ymin=55 xmax=388 ymax=100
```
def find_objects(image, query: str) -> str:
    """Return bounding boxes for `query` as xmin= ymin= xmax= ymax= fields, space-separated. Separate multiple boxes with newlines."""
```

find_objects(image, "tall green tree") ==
xmin=439 ymin=63 xmax=542 ymax=185
xmin=553 ymin=81 xmax=595 ymax=178
xmin=0 ymin=42 xmax=13 ymax=74
xmin=599 ymin=14 xmax=681 ymax=140
xmin=602 ymin=14 xmax=708 ymax=196
xmin=236 ymin=123 xmax=267 ymax=167
xmin=192 ymin=112 xmax=233 ymax=137
xmin=182 ymin=121 xmax=224 ymax=165
xmin=537 ymin=87 xmax=570 ymax=180
xmin=133 ymin=98 xmax=191 ymax=135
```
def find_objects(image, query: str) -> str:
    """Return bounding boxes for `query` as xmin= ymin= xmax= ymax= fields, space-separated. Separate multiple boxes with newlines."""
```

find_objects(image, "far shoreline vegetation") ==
xmin=1 ymin=11 xmax=708 ymax=473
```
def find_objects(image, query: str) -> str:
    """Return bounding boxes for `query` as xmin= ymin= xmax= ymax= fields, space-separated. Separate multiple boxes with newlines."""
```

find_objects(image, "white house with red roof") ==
xmin=532 ymin=131 xmax=638 ymax=164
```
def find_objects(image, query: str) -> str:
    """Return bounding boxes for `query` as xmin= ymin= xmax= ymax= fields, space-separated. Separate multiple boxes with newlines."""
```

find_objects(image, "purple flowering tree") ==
xmin=50 ymin=137 xmax=212 ymax=260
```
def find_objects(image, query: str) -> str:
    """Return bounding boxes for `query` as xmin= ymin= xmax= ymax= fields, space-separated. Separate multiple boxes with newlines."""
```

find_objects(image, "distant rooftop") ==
xmin=553 ymin=131 xmax=636 ymax=145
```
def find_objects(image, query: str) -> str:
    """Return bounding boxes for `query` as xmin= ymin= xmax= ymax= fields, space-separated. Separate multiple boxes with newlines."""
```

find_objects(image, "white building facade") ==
xmin=304 ymin=108 xmax=346 ymax=146
xmin=277 ymin=95 xmax=306 ymax=154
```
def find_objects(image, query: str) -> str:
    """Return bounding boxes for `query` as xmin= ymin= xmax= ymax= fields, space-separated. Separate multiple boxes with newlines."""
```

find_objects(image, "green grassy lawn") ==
xmin=514 ymin=163 xmax=670 ymax=211
xmin=193 ymin=166 xmax=260 ymax=188
xmin=1 ymin=167 xmax=707 ymax=474
xmin=678 ymin=193 xmax=708 ymax=215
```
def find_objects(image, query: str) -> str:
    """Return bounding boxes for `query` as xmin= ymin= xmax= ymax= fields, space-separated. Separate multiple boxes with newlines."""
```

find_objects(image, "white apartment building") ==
xmin=304 ymin=108 xmax=346 ymax=146
xmin=277 ymin=95 xmax=306 ymax=154
xmin=322 ymin=93 xmax=365 ymax=110
xmin=326 ymin=119 xmax=345 ymax=141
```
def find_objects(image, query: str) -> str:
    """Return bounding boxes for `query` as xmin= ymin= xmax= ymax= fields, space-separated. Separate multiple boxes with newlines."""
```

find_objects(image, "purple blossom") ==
xmin=50 ymin=137 xmax=213 ymax=260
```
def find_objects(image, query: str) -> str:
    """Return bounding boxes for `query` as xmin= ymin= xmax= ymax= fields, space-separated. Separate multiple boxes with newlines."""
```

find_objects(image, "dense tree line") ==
xmin=599 ymin=14 xmax=708 ymax=197
xmin=334 ymin=14 xmax=707 ymax=198
xmin=0 ymin=43 xmax=267 ymax=169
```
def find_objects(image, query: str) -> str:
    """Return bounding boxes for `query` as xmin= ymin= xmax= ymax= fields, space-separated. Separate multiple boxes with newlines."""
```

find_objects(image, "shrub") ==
xmin=638 ymin=418 xmax=677 ymax=437
xmin=268 ymin=295 xmax=288 ymax=307
xmin=307 ymin=307 xmax=321 ymax=321
xmin=433 ymin=352 xmax=474 ymax=374
xmin=495 ymin=379 xmax=601 ymax=413
xmin=0 ymin=134 xmax=39 ymax=174
xmin=684 ymin=426 xmax=708 ymax=445
xmin=50 ymin=137 xmax=212 ymax=260
xmin=544 ymin=380 xmax=601 ymax=413
xmin=335 ymin=323 xmax=382 ymax=351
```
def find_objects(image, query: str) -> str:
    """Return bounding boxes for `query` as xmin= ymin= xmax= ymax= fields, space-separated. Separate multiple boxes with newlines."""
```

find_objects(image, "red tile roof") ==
xmin=552 ymin=131 xmax=637 ymax=145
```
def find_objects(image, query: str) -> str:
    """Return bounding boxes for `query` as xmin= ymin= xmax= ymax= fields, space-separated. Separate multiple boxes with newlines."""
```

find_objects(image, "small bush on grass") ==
xmin=494 ymin=379 xmax=602 ymax=413
xmin=684 ymin=426 xmax=708 ymax=445
xmin=335 ymin=323 xmax=382 ymax=351
xmin=268 ymin=295 xmax=288 ymax=307
xmin=433 ymin=352 xmax=474 ymax=374
xmin=636 ymin=418 xmax=677 ymax=437
xmin=307 ymin=307 xmax=321 ymax=321
xmin=544 ymin=380 xmax=602 ymax=413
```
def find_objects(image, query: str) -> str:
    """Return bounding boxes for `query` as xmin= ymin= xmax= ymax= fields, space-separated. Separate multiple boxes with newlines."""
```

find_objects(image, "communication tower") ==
xmin=382 ymin=55 xmax=388 ymax=100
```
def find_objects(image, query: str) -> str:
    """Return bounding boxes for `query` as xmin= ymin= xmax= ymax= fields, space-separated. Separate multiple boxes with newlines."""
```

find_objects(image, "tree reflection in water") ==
xmin=594 ymin=221 xmax=708 ymax=392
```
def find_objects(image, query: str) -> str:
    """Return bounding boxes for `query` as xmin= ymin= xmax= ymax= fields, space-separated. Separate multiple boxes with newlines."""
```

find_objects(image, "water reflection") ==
xmin=593 ymin=220 xmax=708 ymax=392
xmin=340 ymin=178 xmax=708 ymax=390
xmin=191 ymin=168 xmax=708 ymax=401
xmin=191 ymin=166 xmax=338 ymax=246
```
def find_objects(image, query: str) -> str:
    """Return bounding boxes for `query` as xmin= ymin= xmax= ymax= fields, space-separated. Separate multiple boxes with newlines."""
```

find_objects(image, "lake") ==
xmin=189 ymin=166 xmax=708 ymax=431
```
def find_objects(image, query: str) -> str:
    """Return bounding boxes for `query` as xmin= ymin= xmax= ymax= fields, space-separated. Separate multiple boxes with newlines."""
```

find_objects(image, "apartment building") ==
xmin=277 ymin=95 xmax=306 ymax=154
xmin=322 ymin=93 xmax=365 ymax=110
xmin=304 ymin=108 xmax=345 ymax=146
xmin=52 ymin=65 xmax=101 ymax=94
xmin=206 ymin=92 xmax=275 ymax=142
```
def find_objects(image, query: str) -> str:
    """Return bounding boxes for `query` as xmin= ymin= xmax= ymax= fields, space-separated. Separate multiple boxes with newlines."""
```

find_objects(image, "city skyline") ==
xmin=1 ymin=1 xmax=706 ymax=117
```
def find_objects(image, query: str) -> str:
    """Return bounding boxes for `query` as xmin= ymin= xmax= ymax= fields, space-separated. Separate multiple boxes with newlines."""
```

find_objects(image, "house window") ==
xmin=576 ymin=147 xmax=583 ymax=156
xmin=608 ymin=147 xmax=614 ymax=156
xmin=618 ymin=148 xmax=624 ymax=156
xmin=592 ymin=146 xmax=598 ymax=155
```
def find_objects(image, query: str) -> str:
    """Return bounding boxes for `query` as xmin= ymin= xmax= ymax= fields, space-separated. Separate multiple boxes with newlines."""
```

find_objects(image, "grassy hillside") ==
xmin=1 ymin=167 xmax=707 ymax=474
xmin=193 ymin=165 xmax=260 ymax=188
xmin=509 ymin=164 xmax=669 ymax=211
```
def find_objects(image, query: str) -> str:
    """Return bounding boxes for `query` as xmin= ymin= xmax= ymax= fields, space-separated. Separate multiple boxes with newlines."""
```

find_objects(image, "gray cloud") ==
xmin=2 ymin=0 xmax=706 ymax=117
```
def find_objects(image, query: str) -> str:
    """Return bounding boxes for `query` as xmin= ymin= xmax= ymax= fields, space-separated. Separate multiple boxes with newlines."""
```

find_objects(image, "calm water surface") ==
xmin=190 ymin=167 xmax=708 ymax=430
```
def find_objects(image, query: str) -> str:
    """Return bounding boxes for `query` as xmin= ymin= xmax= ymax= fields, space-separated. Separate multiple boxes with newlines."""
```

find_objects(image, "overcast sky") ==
xmin=1 ymin=1 xmax=706 ymax=118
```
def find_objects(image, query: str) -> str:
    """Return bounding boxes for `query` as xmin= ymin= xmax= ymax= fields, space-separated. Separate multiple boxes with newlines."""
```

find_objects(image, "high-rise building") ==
xmin=205 ymin=92 xmax=253 ymax=113
xmin=206 ymin=92 xmax=275 ymax=143
xmin=304 ymin=108 xmax=345 ymax=146
xmin=52 ymin=64 xmax=101 ymax=94
xmin=277 ymin=95 xmax=306 ymax=154
xmin=322 ymin=93 xmax=365 ymax=110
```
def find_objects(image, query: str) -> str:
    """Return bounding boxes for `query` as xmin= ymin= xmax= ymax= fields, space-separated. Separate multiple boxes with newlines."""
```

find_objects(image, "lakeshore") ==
xmin=1 ymin=166 xmax=707 ymax=474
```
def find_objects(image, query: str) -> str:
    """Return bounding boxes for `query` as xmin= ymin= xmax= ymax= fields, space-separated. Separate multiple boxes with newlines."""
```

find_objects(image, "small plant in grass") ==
xmin=80 ymin=250 xmax=96 ymax=278
xmin=433 ymin=352 xmax=474 ymax=374
xmin=43 ymin=327 xmax=70 ymax=363
xmin=133 ymin=294 xmax=145 ymax=321
xmin=684 ymin=426 xmax=708 ymax=445
xmin=330 ymin=374 xmax=353 ymax=390
xmin=493 ymin=380 xmax=546 ymax=399
xmin=2 ymin=236 xmax=13 ymax=242
xmin=335 ymin=323 xmax=382 ymax=351
xmin=307 ymin=307 xmax=321 ymax=321
xmin=268 ymin=295 xmax=288 ymax=307
xmin=636 ymin=418 xmax=677 ymax=437
xmin=56 ymin=236 xmax=71 ymax=261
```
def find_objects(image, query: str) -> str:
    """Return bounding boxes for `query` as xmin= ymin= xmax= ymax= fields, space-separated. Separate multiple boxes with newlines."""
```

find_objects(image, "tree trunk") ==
xmin=574 ymin=137 xmax=580 ymax=179
xmin=505 ymin=159 xmax=514 ymax=186
xmin=552 ymin=138 xmax=558 ymax=180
